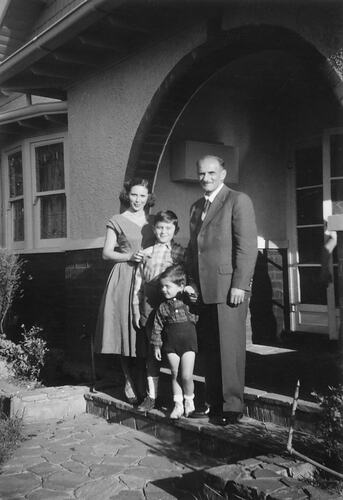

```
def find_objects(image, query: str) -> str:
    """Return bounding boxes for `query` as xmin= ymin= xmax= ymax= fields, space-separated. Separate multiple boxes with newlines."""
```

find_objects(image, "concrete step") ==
xmin=158 ymin=367 xmax=322 ymax=433
xmin=85 ymin=390 xmax=338 ymax=499
xmin=0 ymin=381 xmax=87 ymax=422
xmin=85 ymin=388 xmax=322 ymax=463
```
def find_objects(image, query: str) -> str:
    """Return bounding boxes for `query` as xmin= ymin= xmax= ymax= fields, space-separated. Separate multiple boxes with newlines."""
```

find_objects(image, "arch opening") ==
xmin=126 ymin=23 xmax=342 ymax=344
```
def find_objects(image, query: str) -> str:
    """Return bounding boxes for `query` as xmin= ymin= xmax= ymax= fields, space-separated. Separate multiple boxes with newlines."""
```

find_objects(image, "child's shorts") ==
xmin=162 ymin=321 xmax=198 ymax=357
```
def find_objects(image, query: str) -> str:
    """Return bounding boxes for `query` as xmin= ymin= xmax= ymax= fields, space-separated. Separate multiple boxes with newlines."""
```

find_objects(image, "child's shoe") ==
xmin=184 ymin=395 xmax=195 ymax=417
xmin=170 ymin=402 xmax=184 ymax=419
xmin=124 ymin=379 xmax=138 ymax=405
xmin=137 ymin=395 xmax=155 ymax=412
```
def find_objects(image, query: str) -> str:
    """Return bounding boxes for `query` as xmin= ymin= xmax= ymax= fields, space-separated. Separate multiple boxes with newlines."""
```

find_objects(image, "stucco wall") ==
xmin=67 ymin=23 xmax=206 ymax=240
xmin=222 ymin=2 xmax=343 ymax=62
xmin=67 ymin=2 xmax=343 ymax=243
xmin=153 ymin=84 xmax=289 ymax=247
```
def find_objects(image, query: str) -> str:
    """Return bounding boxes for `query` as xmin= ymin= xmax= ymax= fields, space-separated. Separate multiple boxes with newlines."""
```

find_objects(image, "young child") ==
xmin=151 ymin=264 xmax=198 ymax=419
xmin=133 ymin=210 xmax=186 ymax=411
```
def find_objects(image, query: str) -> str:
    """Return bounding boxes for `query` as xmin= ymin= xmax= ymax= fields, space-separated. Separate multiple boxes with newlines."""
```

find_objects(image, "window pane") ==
xmin=35 ymin=143 xmax=64 ymax=192
xmin=297 ymin=227 xmax=323 ymax=264
xmin=295 ymin=146 xmax=322 ymax=187
xmin=40 ymin=194 xmax=66 ymax=239
xmin=12 ymin=199 xmax=24 ymax=241
xmin=331 ymin=179 xmax=343 ymax=215
xmin=296 ymin=187 xmax=323 ymax=225
xmin=330 ymin=134 xmax=343 ymax=177
xmin=299 ymin=267 xmax=327 ymax=305
xmin=8 ymin=151 xmax=23 ymax=197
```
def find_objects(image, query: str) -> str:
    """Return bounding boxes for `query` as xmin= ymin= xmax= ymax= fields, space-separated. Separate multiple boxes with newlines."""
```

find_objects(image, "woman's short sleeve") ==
xmin=106 ymin=214 xmax=121 ymax=235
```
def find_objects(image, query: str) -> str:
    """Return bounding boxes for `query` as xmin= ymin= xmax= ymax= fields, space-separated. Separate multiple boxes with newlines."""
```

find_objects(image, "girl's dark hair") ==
xmin=159 ymin=264 xmax=186 ymax=286
xmin=154 ymin=210 xmax=179 ymax=234
xmin=119 ymin=177 xmax=156 ymax=208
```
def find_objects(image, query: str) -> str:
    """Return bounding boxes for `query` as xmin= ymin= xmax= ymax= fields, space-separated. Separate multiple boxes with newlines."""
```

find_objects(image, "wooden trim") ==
xmin=257 ymin=237 xmax=288 ymax=249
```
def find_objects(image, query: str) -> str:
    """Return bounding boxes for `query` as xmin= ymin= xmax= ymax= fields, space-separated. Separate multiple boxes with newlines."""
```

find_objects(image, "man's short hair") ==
xmin=196 ymin=155 xmax=225 ymax=169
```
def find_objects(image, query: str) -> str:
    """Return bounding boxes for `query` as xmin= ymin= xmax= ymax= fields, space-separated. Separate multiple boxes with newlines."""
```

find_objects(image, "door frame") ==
xmin=287 ymin=128 xmax=341 ymax=339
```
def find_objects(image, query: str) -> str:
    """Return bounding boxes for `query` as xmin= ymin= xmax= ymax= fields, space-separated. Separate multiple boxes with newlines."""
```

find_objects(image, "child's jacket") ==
xmin=150 ymin=293 xmax=199 ymax=347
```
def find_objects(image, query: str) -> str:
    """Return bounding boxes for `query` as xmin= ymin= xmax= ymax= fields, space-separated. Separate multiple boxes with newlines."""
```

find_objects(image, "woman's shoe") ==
xmin=170 ymin=403 xmax=184 ymax=419
xmin=124 ymin=379 xmax=138 ymax=404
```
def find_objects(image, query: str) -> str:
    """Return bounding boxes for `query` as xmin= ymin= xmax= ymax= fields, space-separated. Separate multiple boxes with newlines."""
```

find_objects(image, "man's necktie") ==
xmin=201 ymin=198 xmax=211 ymax=221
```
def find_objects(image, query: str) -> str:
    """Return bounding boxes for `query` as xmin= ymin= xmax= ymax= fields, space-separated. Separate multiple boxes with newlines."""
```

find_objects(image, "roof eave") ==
xmin=0 ymin=100 xmax=67 ymax=125
xmin=0 ymin=0 xmax=125 ymax=86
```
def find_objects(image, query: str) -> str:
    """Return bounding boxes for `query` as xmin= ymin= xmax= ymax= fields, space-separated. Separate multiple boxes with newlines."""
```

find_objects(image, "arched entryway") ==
xmin=126 ymin=25 xmax=331 ymax=184
xmin=127 ymin=24 xmax=342 ymax=342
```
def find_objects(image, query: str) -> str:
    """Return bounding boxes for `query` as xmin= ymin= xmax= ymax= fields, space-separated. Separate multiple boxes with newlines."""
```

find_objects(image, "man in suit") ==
xmin=187 ymin=154 xmax=257 ymax=425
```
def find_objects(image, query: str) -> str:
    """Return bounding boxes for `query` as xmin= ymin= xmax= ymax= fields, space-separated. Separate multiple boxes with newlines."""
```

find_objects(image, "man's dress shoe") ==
xmin=188 ymin=404 xmax=210 ymax=419
xmin=209 ymin=411 xmax=243 ymax=426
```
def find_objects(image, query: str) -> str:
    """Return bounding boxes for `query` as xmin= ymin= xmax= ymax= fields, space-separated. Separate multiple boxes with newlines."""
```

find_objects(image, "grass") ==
xmin=0 ymin=413 xmax=23 ymax=466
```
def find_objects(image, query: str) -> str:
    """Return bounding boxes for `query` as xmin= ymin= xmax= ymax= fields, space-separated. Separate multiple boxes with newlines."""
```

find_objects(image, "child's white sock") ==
xmin=170 ymin=394 xmax=184 ymax=419
xmin=184 ymin=394 xmax=195 ymax=417
xmin=147 ymin=376 xmax=159 ymax=400
xmin=184 ymin=394 xmax=194 ymax=402
xmin=173 ymin=394 xmax=183 ymax=404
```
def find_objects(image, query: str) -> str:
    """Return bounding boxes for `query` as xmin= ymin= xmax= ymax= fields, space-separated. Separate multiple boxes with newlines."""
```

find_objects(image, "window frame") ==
xmin=2 ymin=145 xmax=26 ymax=250
xmin=30 ymin=135 xmax=69 ymax=249
xmin=1 ymin=132 xmax=69 ymax=252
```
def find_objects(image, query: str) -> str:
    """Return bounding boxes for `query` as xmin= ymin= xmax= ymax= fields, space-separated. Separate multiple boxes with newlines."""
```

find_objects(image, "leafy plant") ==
xmin=313 ymin=385 xmax=343 ymax=475
xmin=0 ymin=413 xmax=23 ymax=466
xmin=0 ymin=325 xmax=49 ymax=382
xmin=0 ymin=249 xmax=24 ymax=335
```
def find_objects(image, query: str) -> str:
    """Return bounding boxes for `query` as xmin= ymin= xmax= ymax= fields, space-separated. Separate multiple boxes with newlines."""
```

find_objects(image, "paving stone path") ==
xmin=0 ymin=413 xmax=223 ymax=500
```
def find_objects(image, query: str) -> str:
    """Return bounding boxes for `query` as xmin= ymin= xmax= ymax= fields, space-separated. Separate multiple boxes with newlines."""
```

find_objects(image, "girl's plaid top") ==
xmin=133 ymin=241 xmax=186 ymax=306
xmin=150 ymin=294 xmax=198 ymax=347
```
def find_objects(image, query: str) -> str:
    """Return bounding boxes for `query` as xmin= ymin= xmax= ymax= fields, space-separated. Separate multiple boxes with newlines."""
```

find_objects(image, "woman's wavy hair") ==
xmin=119 ymin=177 xmax=156 ymax=208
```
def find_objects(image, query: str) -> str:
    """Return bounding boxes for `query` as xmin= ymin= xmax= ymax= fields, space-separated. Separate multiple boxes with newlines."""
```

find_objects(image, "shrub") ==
xmin=0 ymin=249 xmax=24 ymax=335
xmin=0 ymin=325 xmax=49 ymax=382
xmin=316 ymin=384 xmax=343 ymax=472
xmin=310 ymin=384 xmax=343 ymax=495
xmin=0 ymin=413 xmax=23 ymax=466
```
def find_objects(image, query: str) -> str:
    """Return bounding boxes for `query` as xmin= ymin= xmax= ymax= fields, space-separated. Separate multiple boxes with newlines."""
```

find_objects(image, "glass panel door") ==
xmin=329 ymin=133 xmax=343 ymax=317
xmin=292 ymin=143 xmax=329 ymax=333
xmin=290 ymin=131 xmax=341 ymax=337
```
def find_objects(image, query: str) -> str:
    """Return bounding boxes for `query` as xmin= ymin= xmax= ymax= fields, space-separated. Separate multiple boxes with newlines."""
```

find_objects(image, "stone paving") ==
xmin=0 ymin=412 xmax=223 ymax=500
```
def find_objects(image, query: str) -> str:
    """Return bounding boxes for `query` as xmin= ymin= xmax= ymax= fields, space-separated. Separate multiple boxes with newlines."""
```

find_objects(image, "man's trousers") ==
xmin=198 ymin=298 xmax=248 ymax=413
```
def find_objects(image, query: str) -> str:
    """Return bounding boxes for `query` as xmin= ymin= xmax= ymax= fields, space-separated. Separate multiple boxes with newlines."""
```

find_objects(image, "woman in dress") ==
xmin=94 ymin=178 xmax=155 ymax=403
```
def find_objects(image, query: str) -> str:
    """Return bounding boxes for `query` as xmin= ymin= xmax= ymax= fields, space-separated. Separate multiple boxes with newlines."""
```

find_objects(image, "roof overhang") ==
xmin=0 ymin=100 xmax=67 ymax=136
xmin=0 ymin=0 xmax=125 ymax=98
xmin=0 ymin=0 xmax=49 ymax=64
xmin=0 ymin=0 xmax=205 ymax=100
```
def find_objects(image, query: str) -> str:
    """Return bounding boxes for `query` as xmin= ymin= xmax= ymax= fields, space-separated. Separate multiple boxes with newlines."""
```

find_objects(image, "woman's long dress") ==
xmin=94 ymin=214 xmax=153 ymax=357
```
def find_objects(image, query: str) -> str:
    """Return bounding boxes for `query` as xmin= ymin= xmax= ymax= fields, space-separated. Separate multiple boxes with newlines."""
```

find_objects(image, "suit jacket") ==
xmin=187 ymin=184 xmax=257 ymax=304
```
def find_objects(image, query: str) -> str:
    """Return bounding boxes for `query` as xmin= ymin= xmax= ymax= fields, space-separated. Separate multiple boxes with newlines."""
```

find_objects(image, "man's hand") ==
xmin=229 ymin=288 xmax=245 ymax=306
xmin=154 ymin=346 xmax=162 ymax=361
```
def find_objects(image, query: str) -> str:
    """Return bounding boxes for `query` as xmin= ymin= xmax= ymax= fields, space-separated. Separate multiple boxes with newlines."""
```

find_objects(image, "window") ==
xmin=32 ymin=140 xmax=67 ymax=246
xmin=8 ymin=149 xmax=24 ymax=245
xmin=2 ymin=134 xmax=68 ymax=251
